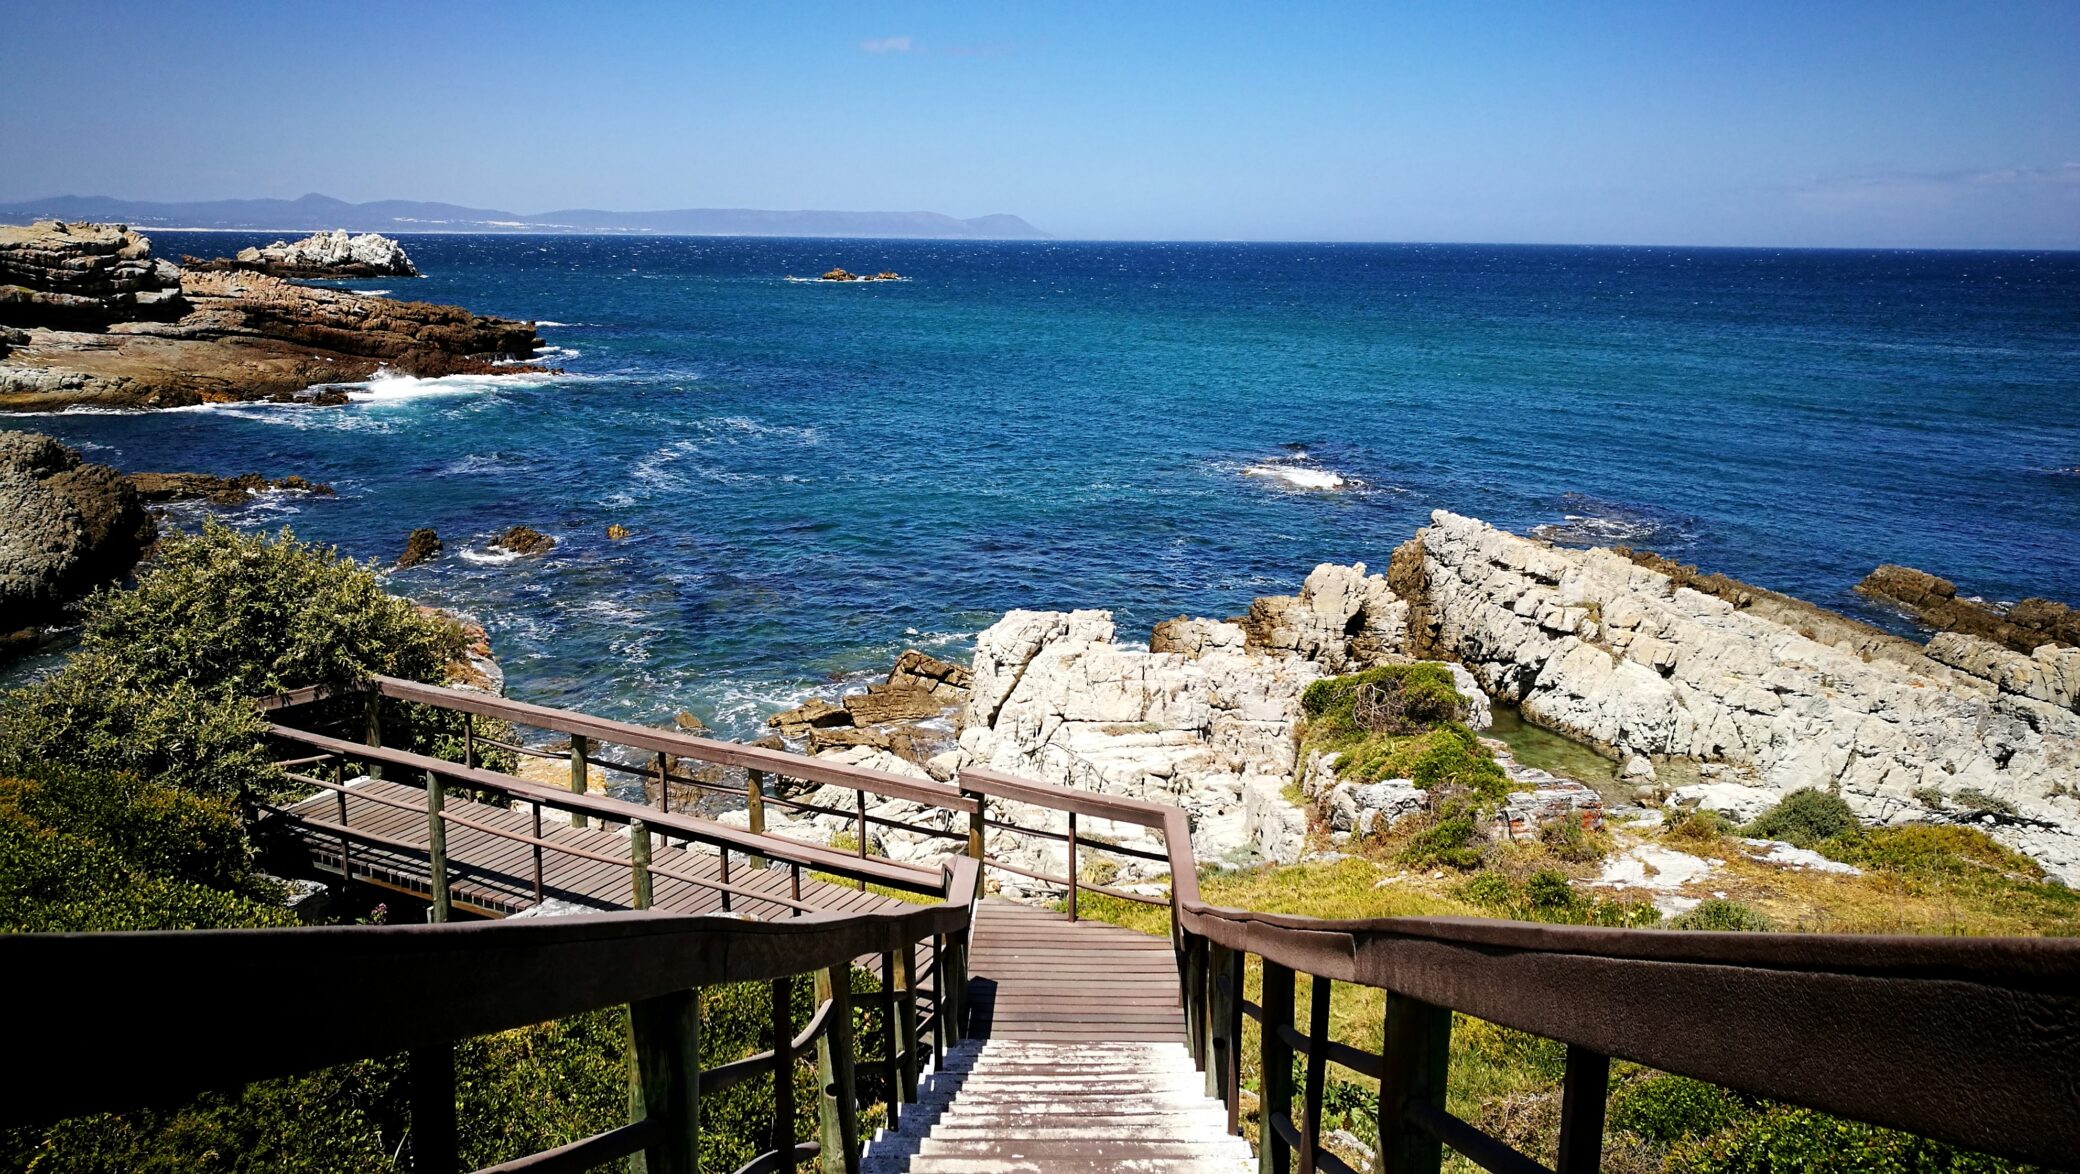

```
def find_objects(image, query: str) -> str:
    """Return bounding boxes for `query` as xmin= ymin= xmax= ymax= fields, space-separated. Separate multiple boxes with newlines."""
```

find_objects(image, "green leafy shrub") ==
xmin=1669 ymin=899 xmax=1773 ymax=932
xmin=2 ymin=522 xmax=477 ymax=805
xmin=1301 ymin=663 xmax=1466 ymax=724
xmin=1665 ymin=808 xmax=1732 ymax=844
xmin=1743 ymin=789 xmax=1857 ymax=848
xmin=1538 ymin=816 xmax=1611 ymax=863
xmin=1824 ymin=824 xmax=2041 ymax=880
xmin=1665 ymin=1104 xmax=2035 ymax=1173
xmin=1524 ymin=869 xmax=1580 ymax=915
xmin=1398 ymin=802 xmax=1486 ymax=870
xmin=1610 ymin=1074 xmax=1745 ymax=1143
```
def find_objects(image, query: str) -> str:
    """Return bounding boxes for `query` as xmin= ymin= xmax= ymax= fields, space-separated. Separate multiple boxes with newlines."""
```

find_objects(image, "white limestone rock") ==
xmin=1415 ymin=510 xmax=2080 ymax=882
xmin=236 ymin=229 xmax=419 ymax=276
xmin=1241 ymin=561 xmax=1408 ymax=671
xmin=1667 ymin=781 xmax=1780 ymax=825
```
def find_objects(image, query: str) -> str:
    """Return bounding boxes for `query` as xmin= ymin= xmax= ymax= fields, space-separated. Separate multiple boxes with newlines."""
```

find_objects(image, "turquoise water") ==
xmin=14 ymin=235 xmax=2079 ymax=736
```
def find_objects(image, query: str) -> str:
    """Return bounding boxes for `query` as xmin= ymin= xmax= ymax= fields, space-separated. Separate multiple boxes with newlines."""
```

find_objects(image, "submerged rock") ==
xmin=488 ymin=526 xmax=556 ymax=556
xmin=1857 ymin=563 xmax=2079 ymax=653
xmin=127 ymin=470 xmax=335 ymax=505
xmin=397 ymin=528 xmax=442 ymax=567
xmin=0 ymin=430 xmax=154 ymax=629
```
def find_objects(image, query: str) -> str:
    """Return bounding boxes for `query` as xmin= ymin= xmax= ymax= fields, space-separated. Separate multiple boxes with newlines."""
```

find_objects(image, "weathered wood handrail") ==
xmin=79 ymin=677 xmax=2080 ymax=1170
xmin=0 ymin=855 xmax=979 ymax=1174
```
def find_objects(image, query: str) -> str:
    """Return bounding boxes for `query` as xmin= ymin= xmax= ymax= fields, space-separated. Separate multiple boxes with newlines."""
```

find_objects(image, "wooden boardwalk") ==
xmin=963 ymin=899 xmax=1186 ymax=1043
xmin=275 ymin=779 xmax=913 ymax=920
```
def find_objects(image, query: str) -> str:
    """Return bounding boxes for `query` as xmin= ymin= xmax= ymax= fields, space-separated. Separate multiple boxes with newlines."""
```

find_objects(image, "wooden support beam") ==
xmin=630 ymin=820 xmax=654 ymax=910
xmin=895 ymin=945 xmax=920 ymax=1107
xmin=568 ymin=734 xmax=589 ymax=828
xmin=816 ymin=965 xmax=860 ymax=1174
xmin=771 ymin=976 xmax=797 ymax=1160
xmin=409 ymin=1043 xmax=456 ymax=1173
xmin=1380 ymin=992 xmax=1452 ymax=1174
xmin=1301 ymin=974 xmax=1331 ymax=1174
xmin=425 ymin=772 xmax=450 ymax=923
xmin=746 ymin=769 xmax=768 ymax=868
xmin=630 ymin=987 xmax=701 ymax=1174
xmin=1260 ymin=960 xmax=1296 ymax=1174
xmin=1557 ymin=1044 xmax=1610 ymax=1174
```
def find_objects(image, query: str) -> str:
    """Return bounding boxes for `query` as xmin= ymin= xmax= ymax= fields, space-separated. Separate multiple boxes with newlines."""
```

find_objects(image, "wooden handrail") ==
xmin=268 ymin=724 xmax=943 ymax=895
xmin=370 ymin=675 xmax=978 ymax=815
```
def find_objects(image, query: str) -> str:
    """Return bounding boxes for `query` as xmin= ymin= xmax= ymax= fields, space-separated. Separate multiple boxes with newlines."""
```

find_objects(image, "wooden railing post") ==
xmin=1260 ymin=961 xmax=1296 ymax=1174
xmin=1380 ymin=992 xmax=1452 ymax=1174
xmin=630 ymin=987 xmax=701 ymax=1174
xmin=1182 ymin=932 xmax=1208 ymax=1072
xmin=1557 ymin=1044 xmax=1611 ymax=1174
xmin=770 ymin=976 xmax=797 ymax=1160
xmin=654 ymin=751 xmax=670 ymax=812
xmin=746 ymin=769 xmax=769 ymax=869
xmin=929 ymin=933 xmax=948 ymax=1067
xmin=462 ymin=711 xmax=476 ymax=770
xmin=965 ymin=791 xmax=985 ymax=860
xmin=568 ymin=734 xmax=589 ymax=828
xmin=1066 ymin=811 xmax=1079 ymax=921
xmin=879 ymin=950 xmax=902 ymax=1132
xmin=853 ymin=788 xmax=868 ymax=891
xmin=1300 ymin=974 xmax=1331 ymax=1174
xmin=630 ymin=820 xmax=654 ymax=910
xmin=364 ymin=692 xmax=384 ymax=781
xmin=1206 ymin=940 xmax=1231 ymax=1107
xmin=815 ymin=964 xmax=861 ymax=1174
xmin=332 ymin=756 xmax=352 ymax=878
xmin=529 ymin=801 xmax=544 ymax=906
xmin=409 ymin=1043 xmax=457 ymax=1173
xmin=895 ymin=944 xmax=920 ymax=1107
xmin=425 ymin=771 xmax=451 ymax=923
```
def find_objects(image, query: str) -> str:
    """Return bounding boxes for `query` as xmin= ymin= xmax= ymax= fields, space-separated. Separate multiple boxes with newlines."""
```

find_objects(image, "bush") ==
xmin=1335 ymin=723 xmax=1510 ymax=799
xmin=1666 ymin=1104 xmax=2033 ymax=1173
xmin=1669 ymin=899 xmax=1773 ymax=932
xmin=1609 ymin=1074 xmax=1745 ymax=1144
xmin=2 ymin=522 xmax=473 ymax=805
xmin=1539 ymin=817 xmax=1610 ymax=863
xmin=1398 ymin=802 xmax=1486 ymax=871
xmin=1666 ymin=808 xmax=1732 ymax=844
xmin=1302 ymin=663 xmax=1467 ymax=723
xmin=1824 ymin=824 xmax=2042 ymax=880
xmin=1743 ymin=789 xmax=1857 ymax=848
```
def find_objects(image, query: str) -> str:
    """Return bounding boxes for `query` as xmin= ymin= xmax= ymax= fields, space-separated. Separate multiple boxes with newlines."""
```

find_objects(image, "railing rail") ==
xmin=0 ymin=856 xmax=979 ymax=1174
xmin=12 ymin=678 xmax=2077 ymax=1172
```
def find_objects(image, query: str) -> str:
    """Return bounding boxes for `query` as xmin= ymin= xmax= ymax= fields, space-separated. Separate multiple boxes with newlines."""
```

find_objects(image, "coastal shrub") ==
xmin=1665 ymin=808 xmax=1732 ymax=844
xmin=1538 ymin=816 xmax=1611 ymax=863
xmin=1524 ymin=869 xmax=1580 ymax=915
xmin=1668 ymin=898 xmax=1773 ymax=932
xmin=1301 ymin=663 xmax=1466 ymax=725
xmin=1 ymin=522 xmax=483 ymax=805
xmin=1398 ymin=801 xmax=1486 ymax=871
xmin=1609 ymin=1074 xmax=1745 ymax=1144
xmin=1742 ymin=788 xmax=1857 ymax=848
xmin=1335 ymin=723 xmax=1510 ymax=800
xmin=1824 ymin=824 xmax=2040 ymax=881
xmin=1664 ymin=1104 xmax=2034 ymax=1173
xmin=1456 ymin=868 xmax=1659 ymax=927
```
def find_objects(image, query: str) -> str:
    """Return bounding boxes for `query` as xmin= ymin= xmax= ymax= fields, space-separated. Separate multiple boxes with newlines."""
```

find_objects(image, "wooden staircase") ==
xmin=864 ymin=1039 xmax=1253 ymax=1173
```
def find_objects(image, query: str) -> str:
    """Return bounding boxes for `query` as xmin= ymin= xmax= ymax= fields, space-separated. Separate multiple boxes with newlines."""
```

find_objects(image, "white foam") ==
xmin=458 ymin=547 xmax=523 ymax=566
xmin=533 ymin=320 xmax=572 ymax=327
xmin=355 ymin=289 xmax=393 ymax=297
xmin=1243 ymin=463 xmax=1347 ymax=490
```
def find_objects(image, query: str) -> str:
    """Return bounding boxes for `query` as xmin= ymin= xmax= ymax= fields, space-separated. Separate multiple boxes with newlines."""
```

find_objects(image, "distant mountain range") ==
xmin=0 ymin=193 xmax=1048 ymax=239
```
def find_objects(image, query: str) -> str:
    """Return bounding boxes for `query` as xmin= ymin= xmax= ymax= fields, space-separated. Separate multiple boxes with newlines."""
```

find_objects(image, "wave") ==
xmin=1531 ymin=494 xmax=1698 ymax=550
xmin=355 ymin=289 xmax=393 ymax=298
xmin=458 ymin=547 xmax=525 ymax=566
xmin=1243 ymin=461 xmax=1350 ymax=491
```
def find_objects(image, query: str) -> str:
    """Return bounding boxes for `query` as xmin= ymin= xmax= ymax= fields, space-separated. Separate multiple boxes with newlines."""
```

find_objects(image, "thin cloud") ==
xmin=859 ymin=35 xmax=915 ymax=54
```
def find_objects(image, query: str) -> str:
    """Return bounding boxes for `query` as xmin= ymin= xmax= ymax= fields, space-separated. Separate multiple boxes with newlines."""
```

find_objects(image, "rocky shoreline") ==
xmin=736 ymin=512 xmax=2078 ymax=886
xmin=0 ymin=220 xmax=542 ymax=410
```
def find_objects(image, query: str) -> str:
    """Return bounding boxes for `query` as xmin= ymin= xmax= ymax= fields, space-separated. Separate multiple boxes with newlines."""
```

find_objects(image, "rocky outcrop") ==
xmin=488 ymin=526 xmax=555 ymax=556
xmin=0 ymin=221 xmax=186 ymax=328
xmin=958 ymin=609 xmax=1323 ymax=872
xmin=0 ymin=221 xmax=541 ymax=411
xmin=1239 ymin=562 xmax=1407 ymax=671
xmin=186 ymin=230 xmax=420 ymax=279
xmin=1412 ymin=510 xmax=2080 ymax=881
xmin=1857 ymin=563 xmax=2080 ymax=653
xmin=126 ymin=471 xmax=334 ymax=505
xmin=817 ymin=269 xmax=903 ymax=282
xmin=398 ymin=528 xmax=442 ymax=567
xmin=765 ymin=650 xmax=971 ymax=765
xmin=0 ymin=431 xmax=154 ymax=630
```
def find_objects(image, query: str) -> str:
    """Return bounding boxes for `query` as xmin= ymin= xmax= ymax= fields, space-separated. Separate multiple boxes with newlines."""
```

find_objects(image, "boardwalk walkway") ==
xmin=276 ymin=779 xmax=910 ymax=920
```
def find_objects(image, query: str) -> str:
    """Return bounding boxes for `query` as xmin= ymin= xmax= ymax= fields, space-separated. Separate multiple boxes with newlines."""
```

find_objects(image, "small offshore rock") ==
xmin=127 ymin=470 xmax=335 ymax=505
xmin=194 ymin=229 xmax=421 ymax=279
xmin=673 ymin=711 xmax=707 ymax=733
xmin=606 ymin=523 xmax=631 ymax=540
xmin=767 ymin=697 xmax=851 ymax=737
xmin=489 ymin=525 xmax=555 ymax=556
xmin=397 ymin=528 xmax=442 ymax=567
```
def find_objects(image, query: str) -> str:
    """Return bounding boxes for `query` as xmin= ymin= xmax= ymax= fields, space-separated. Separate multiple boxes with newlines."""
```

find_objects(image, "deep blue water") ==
xmin=13 ymin=234 xmax=2080 ymax=736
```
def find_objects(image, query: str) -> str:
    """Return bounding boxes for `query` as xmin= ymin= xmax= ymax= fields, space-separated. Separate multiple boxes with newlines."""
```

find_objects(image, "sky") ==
xmin=2 ymin=0 xmax=2076 ymax=247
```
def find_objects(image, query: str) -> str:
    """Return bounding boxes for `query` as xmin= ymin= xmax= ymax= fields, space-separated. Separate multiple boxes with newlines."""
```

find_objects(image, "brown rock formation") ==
xmin=0 ymin=221 xmax=543 ymax=411
xmin=0 ymin=431 xmax=155 ymax=628
xmin=488 ymin=526 xmax=555 ymax=556
xmin=1857 ymin=564 xmax=2078 ymax=653
xmin=398 ymin=528 xmax=443 ymax=567
xmin=127 ymin=471 xmax=335 ymax=505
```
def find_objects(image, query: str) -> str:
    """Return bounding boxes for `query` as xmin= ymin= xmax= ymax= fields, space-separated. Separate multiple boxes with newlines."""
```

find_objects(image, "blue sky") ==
xmin=2 ymin=1 xmax=2075 ymax=246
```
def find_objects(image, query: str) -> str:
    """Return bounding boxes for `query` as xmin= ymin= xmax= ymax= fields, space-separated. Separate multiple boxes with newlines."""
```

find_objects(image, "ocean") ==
xmin=13 ymin=234 xmax=2079 ymax=736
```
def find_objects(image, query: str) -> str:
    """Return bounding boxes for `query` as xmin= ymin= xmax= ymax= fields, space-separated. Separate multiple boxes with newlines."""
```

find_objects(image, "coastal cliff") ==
xmin=0 ymin=220 xmax=540 ymax=410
